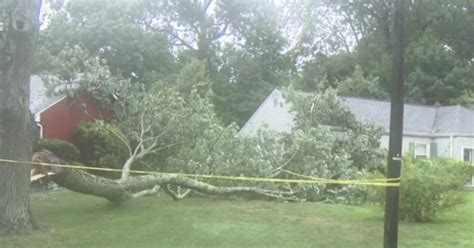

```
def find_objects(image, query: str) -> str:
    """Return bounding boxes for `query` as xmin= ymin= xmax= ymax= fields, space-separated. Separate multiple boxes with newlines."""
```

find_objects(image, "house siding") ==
xmin=240 ymin=90 xmax=294 ymax=135
xmin=453 ymin=136 xmax=474 ymax=161
xmin=380 ymin=135 xmax=433 ymax=157
xmin=432 ymin=137 xmax=453 ymax=158
xmin=453 ymin=137 xmax=474 ymax=186
xmin=39 ymin=92 xmax=112 ymax=143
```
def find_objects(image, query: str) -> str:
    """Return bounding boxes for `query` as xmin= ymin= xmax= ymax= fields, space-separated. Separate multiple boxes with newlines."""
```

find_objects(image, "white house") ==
xmin=240 ymin=89 xmax=474 ymax=185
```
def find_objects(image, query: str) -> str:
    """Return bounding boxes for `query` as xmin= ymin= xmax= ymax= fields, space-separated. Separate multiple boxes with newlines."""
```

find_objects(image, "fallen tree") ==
xmin=38 ymin=56 xmax=382 ymax=204
xmin=33 ymin=150 xmax=301 ymax=203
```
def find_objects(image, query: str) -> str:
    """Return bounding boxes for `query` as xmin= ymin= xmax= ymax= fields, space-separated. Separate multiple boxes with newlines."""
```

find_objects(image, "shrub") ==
xmin=74 ymin=122 xmax=129 ymax=178
xmin=400 ymin=157 xmax=470 ymax=222
xmin=35 ymin=139 xmax=80 ymax=162
xmin=371 ymin=157 xmax=470 ymax=222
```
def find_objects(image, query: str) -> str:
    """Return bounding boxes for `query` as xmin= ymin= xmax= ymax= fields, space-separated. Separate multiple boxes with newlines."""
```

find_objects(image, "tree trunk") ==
xmin=34 ymin=151 xmax=301 ymax=203
xmin=120 ymin=155 xmax=135 ymax=180
xmin=0 ymin=0 xmax=41 ymax=236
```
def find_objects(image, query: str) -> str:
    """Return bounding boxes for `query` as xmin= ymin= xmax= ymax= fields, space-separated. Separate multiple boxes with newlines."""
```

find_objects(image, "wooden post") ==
xmin=383 ymin=0 xmax=405 ymax=247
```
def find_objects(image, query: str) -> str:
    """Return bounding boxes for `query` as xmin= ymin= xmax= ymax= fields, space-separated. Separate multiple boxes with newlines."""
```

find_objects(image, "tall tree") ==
xmin=38 ymin=0 xmax=291 ymax=126
xmin=292 ymin=0 xmax=394 ymax=95
xmin=0 ymin=0 xmax=41 ymax=235
xmin=405 ymin=30 xmax=471 ymax=104
xmin=143 ymin=0 xmax=290 ymax=125
xmin=295 ymin=0 xmax=474 ymax=107
xmin=36 ymin=0 xmax=176 ymax=85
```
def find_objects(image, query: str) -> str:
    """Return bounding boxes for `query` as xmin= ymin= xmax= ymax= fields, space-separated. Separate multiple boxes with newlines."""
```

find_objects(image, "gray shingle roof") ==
xmin=341 ymin=97 xmax=474 ymax=134
xmin=434 ymin=105 xmax=474 ymax=133
xmin=240 ymin=89 xmax=474 ymax=135
xmin=29 ymin=75 xmax=64 ymax=114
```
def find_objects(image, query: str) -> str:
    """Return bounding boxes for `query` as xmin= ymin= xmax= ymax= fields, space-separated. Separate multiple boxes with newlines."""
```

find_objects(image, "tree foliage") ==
xmin=336 ymin=65 xmax=388 ymax=100
xmin=405 ymin=30 xmax=474 ymax=104
xmin=451 ymin=90 xmax=474 ymax=110
xmin=287 ymin=88 xmax=385 ymax=172
xmin=38 ymin=0 xmax=474 ymax=124
xmin=36 ymin=0 xmax=176 ymax=85
xmin=36 ymin=139 xmax=80 ymax=162
xmin=74 ymin=122 xmax=130 ymax=178
xmin=37 ymin=0 xmax=291 ymax=126
xmin=371 ymin=157 xmax=470 ymax=222
xmin=297 ymin=0 xmax=474 ymax=105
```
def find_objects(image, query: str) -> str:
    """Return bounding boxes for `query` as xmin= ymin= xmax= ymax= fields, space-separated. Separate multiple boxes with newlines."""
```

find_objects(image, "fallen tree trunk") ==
xmin=33 ymin=151 xmax=300 ymax=203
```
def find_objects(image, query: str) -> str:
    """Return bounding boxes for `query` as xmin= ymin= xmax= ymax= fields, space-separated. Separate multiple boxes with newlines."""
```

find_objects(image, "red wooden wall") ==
xmin=38 ymin=92 xmax=112 ymax=143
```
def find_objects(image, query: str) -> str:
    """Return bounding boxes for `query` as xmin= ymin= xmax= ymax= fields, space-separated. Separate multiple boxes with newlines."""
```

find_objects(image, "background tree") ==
xmin=336 ymin=65 xmax=388 ymax=100
xmin=144 ymin=0 xmax=291 ymax=125
xmin=0 ymin=0 xmax=41 ymax=235
xmin=405 ymin=30 xmax=474 ymax=104
xmin=451 ymin=90 xmax=474 ymax=110
xmin=37 ymin=0 xmax=474 ymax=127
xmin=35 ymin=0 xmax=176 ymax=85
xmin=38 ymin=0 xmax=291 ymax=126
xmin=294 ymin=0 xmax=474 ymax=106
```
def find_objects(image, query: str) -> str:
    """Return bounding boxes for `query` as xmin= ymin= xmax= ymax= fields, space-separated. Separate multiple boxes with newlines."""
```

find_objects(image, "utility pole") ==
xmin=383 ymin=0 xmax=405 ymax=247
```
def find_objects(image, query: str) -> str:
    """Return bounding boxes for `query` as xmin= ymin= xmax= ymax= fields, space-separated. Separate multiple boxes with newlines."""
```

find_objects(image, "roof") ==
xmin=29 ymin=75 xmax=64 ymax=114
xmin=239 ymin=89 xmax=474 ymax=136
xmin=29 ymin=75 xmax=80 ymax=114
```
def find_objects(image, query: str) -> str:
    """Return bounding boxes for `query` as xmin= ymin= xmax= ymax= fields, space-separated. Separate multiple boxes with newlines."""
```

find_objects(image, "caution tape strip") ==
xmin=0 ymin=158 xmax=400 ymax=187
xmin=280 ymin=169 xmax=400 ymax=183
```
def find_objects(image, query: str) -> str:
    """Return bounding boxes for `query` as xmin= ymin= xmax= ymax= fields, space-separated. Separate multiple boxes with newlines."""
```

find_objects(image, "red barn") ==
xmin=30 ymin=75 xmax=112 ymax=143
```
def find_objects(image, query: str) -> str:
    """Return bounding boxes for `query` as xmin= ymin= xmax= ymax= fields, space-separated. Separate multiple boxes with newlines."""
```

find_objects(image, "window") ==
xmin=464 ymin=148 xmax=474 ymax=186
xmin=272 ymin=97 xmax=278 ymax=107
xmin=463 ymin=148 xmax=473 ymax=163
xmin=414 ymin=143 xmax=428 ymax=158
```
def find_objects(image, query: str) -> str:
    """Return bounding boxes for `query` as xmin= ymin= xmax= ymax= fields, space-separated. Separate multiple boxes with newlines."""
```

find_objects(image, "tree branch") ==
xmin=101 ymin=122 xmax=133 ymax=157
xmin=212 ymin=23 xmax=229 ymax=41
xmin=204 ymin=0 xmax=213 ymax=13
xmin=270 ymin=151 xmax=298 ymax=177
xmin=162 ymin=185 xmax=191 ymax=200
xmin=168 ymin=31 xmax=197 ymax=50
xmin=36 ymin=151 xmax=301 ymax=203
xmin=131 ymin=185 xmax=161 ymax=198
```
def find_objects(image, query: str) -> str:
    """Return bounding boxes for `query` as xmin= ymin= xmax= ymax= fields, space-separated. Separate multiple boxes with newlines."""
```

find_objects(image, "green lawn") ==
xmin=1 ymin=191 xmax=473 ymax=248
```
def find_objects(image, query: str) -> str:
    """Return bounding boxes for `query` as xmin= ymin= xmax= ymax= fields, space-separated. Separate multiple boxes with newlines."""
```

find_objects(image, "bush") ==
xmin=74 ymin=122 xmax=129 ymax=178
xmin=35 ymin=139 xmax=80 ymax=162
xmin=400 ymin=157 xmax=470 ymax=222
xmin=371 ymin=157 xmax=470 ymax=222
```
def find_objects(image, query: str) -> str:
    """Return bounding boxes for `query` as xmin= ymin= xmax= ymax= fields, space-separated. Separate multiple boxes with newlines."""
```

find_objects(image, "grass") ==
xmin=1 ymin=191 xmax=473 ymax=248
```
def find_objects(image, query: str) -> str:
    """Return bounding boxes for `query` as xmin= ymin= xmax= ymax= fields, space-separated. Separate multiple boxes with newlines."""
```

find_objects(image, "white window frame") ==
xmin=462 ymin=147 xmax=474 ymax=187
xmin=462 ymin=147 xmax=474 ymax=163
xmin=413 ymin=143 xmax=429 ymax=158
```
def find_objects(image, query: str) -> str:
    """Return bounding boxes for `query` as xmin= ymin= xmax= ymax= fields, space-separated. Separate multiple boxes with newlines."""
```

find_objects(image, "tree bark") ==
xmin=34 ymin=151 xmax=301 ymax=203
xmin=0 ymin=0 xmax=41 ymax=236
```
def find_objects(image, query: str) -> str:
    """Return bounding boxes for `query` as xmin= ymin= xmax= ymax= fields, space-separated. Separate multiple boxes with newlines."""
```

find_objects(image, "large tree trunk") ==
xmin=0 ymin=0 xmax=41 ymax=236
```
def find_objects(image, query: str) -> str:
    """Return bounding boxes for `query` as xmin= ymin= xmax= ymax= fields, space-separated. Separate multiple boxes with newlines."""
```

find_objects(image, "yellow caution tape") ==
xmin=281 ymin=169 xmax=400 ymax=183
xmin=0 ymin=158 xmax=400 ymax=187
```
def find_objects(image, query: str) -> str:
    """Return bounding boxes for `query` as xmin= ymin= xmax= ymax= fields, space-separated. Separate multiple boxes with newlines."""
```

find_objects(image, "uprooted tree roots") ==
xmin=32 ymin=150 xmax=301 ymax=203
